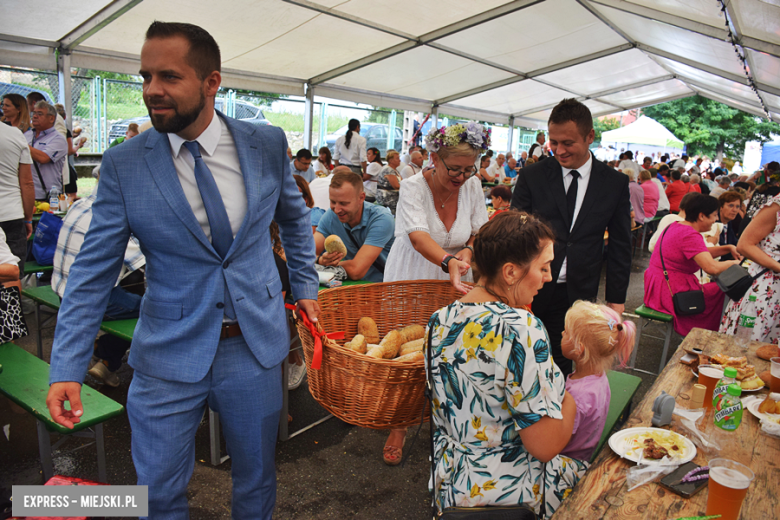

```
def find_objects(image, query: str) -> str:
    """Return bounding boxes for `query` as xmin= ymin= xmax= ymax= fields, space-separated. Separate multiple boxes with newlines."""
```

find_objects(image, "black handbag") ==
xmin=424 ymin=326 xmax=540 ymax=520
xmin=658 ymin=226 xmax=705 ymax=316
xmin=0 ymin=286 xmax=29 ymax=343
xmin=715 ymin=260 xmax=770 ymax=301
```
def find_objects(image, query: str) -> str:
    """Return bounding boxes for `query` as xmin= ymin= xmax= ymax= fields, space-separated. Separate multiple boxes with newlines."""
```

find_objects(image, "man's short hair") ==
xmin=296 ymin=148 xmax=312 ymax=161
xmin=682 ymin=155 xmax=689 ymax=161
xmin=330 ymin=170 xmax=363 ymax=193
xmin=26 ymin=92 xmax=45 ymax=104
xmin=548 ymin=98 xmax=593 ymax=138
xmin=486 ymin=150 xmax=494 ymax=158
xmin=34 ymin=100 xmax=57 ymax=118
xmin=145 ymin=21 xmax=221 ymax=80
xmin=536 ymin=131 xmax=545 ymax=140
xmin=658 ymin=164 xmax=669 ymax=173
xmin=54 ymin=103 xmax=66 ymax=119
xmin=643 ymin=156 xmax=652 ymax=163
xmin=718 ymin=176 xmax=731 ymax=186
xmin=127 ymin=123 xmax=140 ymax=133
xmin=624 ymin=150 xmax=634 ymax=160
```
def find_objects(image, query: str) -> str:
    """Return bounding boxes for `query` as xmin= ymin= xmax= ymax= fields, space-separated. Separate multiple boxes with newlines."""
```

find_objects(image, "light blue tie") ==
xmin=183 ymin=141 xmax=236 ymax=320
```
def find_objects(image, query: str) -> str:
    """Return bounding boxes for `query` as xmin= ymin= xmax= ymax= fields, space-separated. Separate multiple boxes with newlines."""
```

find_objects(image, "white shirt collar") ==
xmin=561 ymin=152 xmax=593 ymax=181
xmin=168 ymin=110 xmax=222 ymax=158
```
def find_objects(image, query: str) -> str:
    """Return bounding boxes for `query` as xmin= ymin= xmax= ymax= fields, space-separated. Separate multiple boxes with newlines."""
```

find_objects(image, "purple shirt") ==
xmin=560 ymin=372 xmax=610 ymax=461
xmin=25 ymin=127 xmax=67 ymax=199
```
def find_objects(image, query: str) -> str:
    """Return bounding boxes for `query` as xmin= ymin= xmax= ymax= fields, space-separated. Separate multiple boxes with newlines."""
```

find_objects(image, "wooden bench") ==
xmin=23 ymin=260 xmax=53 ymax=276
xmin=0 ymin=342 xmax=124 ymax=482
xmin=590 ymin=370 xmax=643 ymax=463
xmin=630 ymin=304 xmax=675 ymax=375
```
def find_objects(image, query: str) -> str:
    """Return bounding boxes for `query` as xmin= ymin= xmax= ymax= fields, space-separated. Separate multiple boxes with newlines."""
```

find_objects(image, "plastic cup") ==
xmin=770 ymin=357 xmax=780 ymax=393
xmin=698 ymin=365 xmax=724 ymax=409
xmin=705 ymin=458 xmax=754 ymax=520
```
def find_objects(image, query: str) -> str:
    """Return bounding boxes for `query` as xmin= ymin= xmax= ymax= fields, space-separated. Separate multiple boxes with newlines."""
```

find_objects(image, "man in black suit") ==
xmin=511 ymin=98 xmax=631 ymax=376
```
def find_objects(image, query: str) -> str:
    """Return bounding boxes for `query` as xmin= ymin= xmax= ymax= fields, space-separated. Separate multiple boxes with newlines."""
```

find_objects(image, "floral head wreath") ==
xmin=424 ymin=121 xmax=491 ymax=154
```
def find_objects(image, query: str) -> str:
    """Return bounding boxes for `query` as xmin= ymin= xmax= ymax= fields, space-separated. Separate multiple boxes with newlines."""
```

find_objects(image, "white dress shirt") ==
xmin=333 ymin=133 xmax=367 ymax=166
xmin=400 ymin=163 xmax=421 ymax=180
xmin=309 ymin=174 xmax=333 ymax=210
xmin=167 ymin=111 xmax=247 ymax=242
xmin=557 ymin=153 xmax=593 ymax=284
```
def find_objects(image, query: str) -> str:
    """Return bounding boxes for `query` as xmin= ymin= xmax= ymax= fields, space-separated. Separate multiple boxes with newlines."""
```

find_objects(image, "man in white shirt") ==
xmin=400 ymin=145 xmax=421 ymax=165
xmin=400 ymin=151 xmax=423 ymax=180
xmin=687 ymin=157 xmax=703 ymax=176
xmin=0 ymin=123 xmax=34 ymax=275
xmin=671 ymin=154 xmax=688 ymax=171
xmin=709 ymin=176 xmax=731 ymax=198
xmin=309 ymin=168 xmax=334 ymax=210
xmin=528 ymin=132 xmax=547 ymax=159
xmin=486 ymin=153 xmax=504 ymax=180
xmin=618 ymin=150 xmax=640 ymax=176
xmin=290 ymin=148 xmax=316 ymax=182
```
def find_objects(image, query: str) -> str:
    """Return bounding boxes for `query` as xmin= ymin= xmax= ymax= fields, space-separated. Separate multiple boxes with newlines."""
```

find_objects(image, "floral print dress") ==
xmin=720 ymin=195 xmax=780 ymax=342
xmin=427 ymin=301 xmax=588 ymax=518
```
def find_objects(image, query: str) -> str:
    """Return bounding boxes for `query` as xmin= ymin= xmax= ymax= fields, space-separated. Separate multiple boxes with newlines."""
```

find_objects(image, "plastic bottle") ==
xmin=48 ymin=186 xmax=60 ymax=213
xmin=734 ymin=295 xmax=758 ymax=349
xmin=714 ymin=383 xmax=743 ymax=433
xmin=712 ymin=367 xmax=738 ymax=409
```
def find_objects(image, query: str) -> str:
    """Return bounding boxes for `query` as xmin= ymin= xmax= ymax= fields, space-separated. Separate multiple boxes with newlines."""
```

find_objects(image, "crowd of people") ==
xmin=1 ymin=19 xmax=779 ymax=520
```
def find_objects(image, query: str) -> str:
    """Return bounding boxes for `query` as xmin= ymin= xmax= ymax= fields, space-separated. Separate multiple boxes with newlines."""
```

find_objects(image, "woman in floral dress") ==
xmin=720 ymin=194 xmax=780 ymax=342
xmin=427 ymin=212 xmax=587 ymax=518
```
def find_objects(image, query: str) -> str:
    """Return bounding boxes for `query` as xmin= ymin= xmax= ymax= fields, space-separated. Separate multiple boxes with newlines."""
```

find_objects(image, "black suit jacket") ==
xmin=511 ymin=154 xmax=632 ymax=313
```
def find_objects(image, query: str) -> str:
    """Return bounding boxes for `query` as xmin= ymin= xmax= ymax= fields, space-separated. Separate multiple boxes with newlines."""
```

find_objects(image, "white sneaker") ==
xmin=288 ymin=361 xmax=307 ymax=390
xmin=88 ymin=361 xmax=120 ymax=387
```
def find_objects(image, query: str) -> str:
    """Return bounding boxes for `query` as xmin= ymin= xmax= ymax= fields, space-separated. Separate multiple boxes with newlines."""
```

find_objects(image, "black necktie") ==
xmin=566 ymin=170 xmax=580 ymax=226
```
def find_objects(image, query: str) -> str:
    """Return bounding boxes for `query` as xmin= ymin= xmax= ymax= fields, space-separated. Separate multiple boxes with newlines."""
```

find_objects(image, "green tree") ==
xmin=641 ymin=95 xmax=780 ymax=160
xmin=593 ymin=116 xmax=621 ymax=142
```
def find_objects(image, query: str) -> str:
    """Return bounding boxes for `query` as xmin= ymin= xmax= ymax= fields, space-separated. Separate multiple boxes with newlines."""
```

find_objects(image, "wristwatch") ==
xmin=441 ymin=254 xmax=457 ymax=273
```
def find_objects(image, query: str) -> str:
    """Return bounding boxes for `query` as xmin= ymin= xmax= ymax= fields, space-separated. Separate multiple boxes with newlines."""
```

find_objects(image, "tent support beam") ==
xmin=681 ymin=78 xmax=766 ymax=112
xmin=0 ymin=34 xmax=56 ymax=48
xmin=303 ymin=83 xmax=314 ymax=150
xmin=426 ymin=43 xmax=526 ymax=76
xmin=434 ymin=43 xmax=633 ymax=105
xmin=57 ymin=51 xmax=73 ymax=130
xmin=507 ymin=116 xmax=514 ymax=156
xmin=690 ymin=87 xmax=768 ymax=119
xmin=586 ymin=75 xmax=674 ymax=100
xmin=310 ymin=41 xmax=418 ymax=85
xmin=59 ymin=0 xmax=144 ymax=51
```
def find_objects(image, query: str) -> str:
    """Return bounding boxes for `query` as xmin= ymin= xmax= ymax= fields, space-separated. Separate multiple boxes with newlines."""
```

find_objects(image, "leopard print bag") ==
xmin=0 ymin=286 xmax=28 ymax=343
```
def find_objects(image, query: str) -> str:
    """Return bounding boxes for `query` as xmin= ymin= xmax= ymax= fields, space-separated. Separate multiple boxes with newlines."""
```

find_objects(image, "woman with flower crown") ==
xmin=381 ymin=123 xmax=491 ymax=465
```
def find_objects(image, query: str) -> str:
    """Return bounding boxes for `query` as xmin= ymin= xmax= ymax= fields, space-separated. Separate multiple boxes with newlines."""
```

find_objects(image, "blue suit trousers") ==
xmin=127 ymin=335 xmax=282 ymax=519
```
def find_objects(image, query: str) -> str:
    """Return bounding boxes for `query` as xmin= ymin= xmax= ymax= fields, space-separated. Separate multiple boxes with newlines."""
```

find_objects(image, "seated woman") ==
xmin=488 ymin=185 xmax=512 ymax=220
xmin=427 ymin=212 xmax=587 ymax=517
xmin=376 ymin=150 xmax=403 ymax=215
xmin=718 ymin=191 xmax=745 ymax=258
xmin=638 ymin=169 xmax=658 ymax=222
xmin=644 ymin=193 xmax=740 ymax=336
xmin=477 ymin=155 xmax=493 ymax=182
xmin=0 ymin=228 xmax=21 ymax=288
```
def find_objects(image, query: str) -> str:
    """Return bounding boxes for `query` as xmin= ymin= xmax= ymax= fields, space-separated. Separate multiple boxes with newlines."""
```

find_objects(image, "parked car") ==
xmin=324 ymin=123 xmax=402 ymax=158
xmin=107 ymin=98 xmax=271 ymax=142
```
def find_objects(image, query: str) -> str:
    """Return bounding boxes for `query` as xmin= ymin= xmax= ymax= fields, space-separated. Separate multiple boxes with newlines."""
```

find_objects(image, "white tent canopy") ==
xmin=2 ymin=0 xmax=778 ymax=142
xmin=601 ymin=115 xmax=684 ymax=150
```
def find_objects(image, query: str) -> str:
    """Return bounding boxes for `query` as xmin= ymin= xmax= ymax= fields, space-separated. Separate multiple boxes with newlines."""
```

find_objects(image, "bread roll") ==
xmin=377 ymin=330 xmax=404 ymax=359
xmin=366 ymin=346 xmax=384 ymax=359
xmin=756 ymin=344 xmax=780 ymax=361
xmin=324 ymin=235 xmax=348 ymax=256
xmin=399 ymin=325 xmax=425 ymax=343
xmin=399 ymin=338 xmax=424 ymax=357
xmin=759 ymin=370 xmax=771 ymax=386
xmin=394 ymin=351 xmax=424 ymax=363
xmin=345 ymin=334 xmax=367 ymax=354
xmin=357 ymin=317 xmax=380 ymax=344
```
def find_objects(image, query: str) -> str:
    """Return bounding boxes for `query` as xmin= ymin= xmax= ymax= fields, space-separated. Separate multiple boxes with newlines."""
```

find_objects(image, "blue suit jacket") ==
xmin=49 ymin=113 xmax=319 ymax=384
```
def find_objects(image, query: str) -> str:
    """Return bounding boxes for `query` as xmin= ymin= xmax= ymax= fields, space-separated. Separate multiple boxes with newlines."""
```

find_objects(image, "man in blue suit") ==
xmin=45 ymin=21 xmax=320 ymax=519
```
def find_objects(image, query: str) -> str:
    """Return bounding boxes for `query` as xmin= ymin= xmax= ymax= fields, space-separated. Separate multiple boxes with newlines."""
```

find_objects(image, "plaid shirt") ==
xmin=52 ymin=194 xmax=146 ymax=298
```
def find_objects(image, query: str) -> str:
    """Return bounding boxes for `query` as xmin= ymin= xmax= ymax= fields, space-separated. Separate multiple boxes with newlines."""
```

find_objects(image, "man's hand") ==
xmin=606 ymin=302 xmax=625 ymax=316
xmin=297 ymin=299 xmax=320 ymax=324
xmin=318 ymin=251 xmax=344 ymax=267
xmin=46 ymin=382 xmax=84 ymax=429
xmin=25 ymin=223 xmax=32 ymax=239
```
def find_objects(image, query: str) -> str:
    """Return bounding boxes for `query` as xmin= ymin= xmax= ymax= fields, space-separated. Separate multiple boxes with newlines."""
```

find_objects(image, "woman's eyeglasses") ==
xmin=440 ymin=158 xmax=476 ymax=178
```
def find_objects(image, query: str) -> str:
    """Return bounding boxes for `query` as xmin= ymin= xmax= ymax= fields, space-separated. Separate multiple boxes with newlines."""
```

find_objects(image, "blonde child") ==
xmin=559 ymin=301 xmax=635 ymax=462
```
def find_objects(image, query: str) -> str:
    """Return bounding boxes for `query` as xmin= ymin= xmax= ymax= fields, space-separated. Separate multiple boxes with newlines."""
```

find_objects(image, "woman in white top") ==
xmin=381 ymin=122 xmax=490 ymax=466
xmin=333 ymin=119 xmax=367 ymax=176
xmin=364 ymin=147 xmax=383 ymax=202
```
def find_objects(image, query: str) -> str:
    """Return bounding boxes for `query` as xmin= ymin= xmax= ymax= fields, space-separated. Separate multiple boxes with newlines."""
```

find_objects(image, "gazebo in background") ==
xmin=601 ymin=115 xmax=685 ymax=158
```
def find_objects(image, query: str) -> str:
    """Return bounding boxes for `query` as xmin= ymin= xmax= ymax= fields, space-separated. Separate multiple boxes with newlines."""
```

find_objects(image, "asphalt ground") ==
xmin=1 ymin=244 xmax=682 ymax=519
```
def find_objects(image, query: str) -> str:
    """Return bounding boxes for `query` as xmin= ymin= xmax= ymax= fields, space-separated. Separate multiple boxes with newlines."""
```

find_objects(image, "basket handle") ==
xmin=285 ymin=303 xmax=344 ymax=369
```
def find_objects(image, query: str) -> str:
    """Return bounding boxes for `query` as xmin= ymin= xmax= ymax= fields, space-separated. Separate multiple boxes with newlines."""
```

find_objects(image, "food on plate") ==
xmin=344 ymin=334 xmax=367 ymax=354
xmin=623 ymin=430 xmax=687 ymax=461
xmin=756 ymin=344 xmax=780 ymax=361
xmin=399 ymin=338 xmax=424 ymax=357
xmin=740 ymin=374 xmax=764 ymax=390
xmin=394 ymin=351 xmax=424 ymax=363
xmin=760 ymin=370 xmax=772 ymax=386
xmin=357 ymin=317 xmax=380 ymax=344
xmin=711 ymin=354 xmax=747 ymax=367
xmin=734 ymin=364 xmax=756 ymax=381
xmin=643 ymin=437 xmax=676 ymax=459
xmin=399 ymin=325 xmax=425 ymax=343
xmin=758 ymin=393 xmax=780 ymax=415
xmin=324 ymin=235 xmax=348 ymax=256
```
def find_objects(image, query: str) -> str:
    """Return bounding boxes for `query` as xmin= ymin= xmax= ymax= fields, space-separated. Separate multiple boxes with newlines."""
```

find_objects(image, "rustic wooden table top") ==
xmin=552 ymin=328 xmax=780 ymax=520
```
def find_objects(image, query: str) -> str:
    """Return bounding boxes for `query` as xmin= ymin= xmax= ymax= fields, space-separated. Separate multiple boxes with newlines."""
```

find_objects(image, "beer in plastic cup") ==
xmin=770 ymin=357 xmax=780 ymax=393
xmin=698 ymin=365 xmax=724 ymax=409
xmin=705 ymin=458 xmax=754 ymax=520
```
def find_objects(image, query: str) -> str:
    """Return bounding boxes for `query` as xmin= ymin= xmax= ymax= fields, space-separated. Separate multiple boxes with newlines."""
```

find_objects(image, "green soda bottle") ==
xmin=712 ymin=366 xmax=738 ymax=409
xmin=714 ymin=383 xmax=743 ymax=432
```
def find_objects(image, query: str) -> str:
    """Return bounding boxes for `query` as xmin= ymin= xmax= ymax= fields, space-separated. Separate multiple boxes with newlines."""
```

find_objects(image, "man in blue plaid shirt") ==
xmin=52 ymin=166 xmax=146 ymax=386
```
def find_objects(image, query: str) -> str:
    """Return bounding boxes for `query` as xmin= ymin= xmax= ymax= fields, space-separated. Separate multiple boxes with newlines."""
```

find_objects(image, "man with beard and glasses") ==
xmin=45 ymin=21 xmax=319 ymax=519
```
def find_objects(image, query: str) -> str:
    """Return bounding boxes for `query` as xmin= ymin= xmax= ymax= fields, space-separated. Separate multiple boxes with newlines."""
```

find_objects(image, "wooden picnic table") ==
xmin=552 ymin=328 xmax=779 ymax=520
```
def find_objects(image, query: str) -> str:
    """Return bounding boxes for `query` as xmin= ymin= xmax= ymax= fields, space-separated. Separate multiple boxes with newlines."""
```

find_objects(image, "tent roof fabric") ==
xmin=1 ymin=0 xmax=778 ymax=127
xmin=601 ymin=115 xmax=685 ymax=149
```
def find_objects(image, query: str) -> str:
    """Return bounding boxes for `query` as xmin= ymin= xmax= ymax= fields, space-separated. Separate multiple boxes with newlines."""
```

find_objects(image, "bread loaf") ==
xmin=394 ymin=351 xmax=424 ymax=363
xmin=375 ymin=330 xmax=403 ymax=359
xmin=324 ymin=235 xmax=348 ymax=256
xmin=399 ymin=325 xmax=425 ymax=343
xmin=357 ymin=317 xmax=380 ymax=344
xmin=344 ymin=334 xmax=367 ymax=354
xmin=366 ymin=346 xmax=384 ymax=359
xmin=399 ymin=338 xmax=424 ymax=357
xmin=757 ymin=344 xmax=780 ymax=361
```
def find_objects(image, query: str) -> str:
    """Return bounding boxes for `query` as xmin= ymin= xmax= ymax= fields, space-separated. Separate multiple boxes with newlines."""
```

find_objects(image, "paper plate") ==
xmin=608 ymin=427 xmax=697 ymax=465
xmin=743 ymin=396 xmax=780 ymax=423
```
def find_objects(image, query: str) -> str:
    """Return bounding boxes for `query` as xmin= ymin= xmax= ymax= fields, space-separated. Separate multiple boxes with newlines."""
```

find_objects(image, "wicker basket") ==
xmin=295 ymin=280 xmax=462 ymax=430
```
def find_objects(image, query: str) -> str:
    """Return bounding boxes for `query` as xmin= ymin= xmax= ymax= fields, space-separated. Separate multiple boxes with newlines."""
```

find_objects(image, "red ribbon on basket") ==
xmin=285 ymin=303 xmax=344 ymax=370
